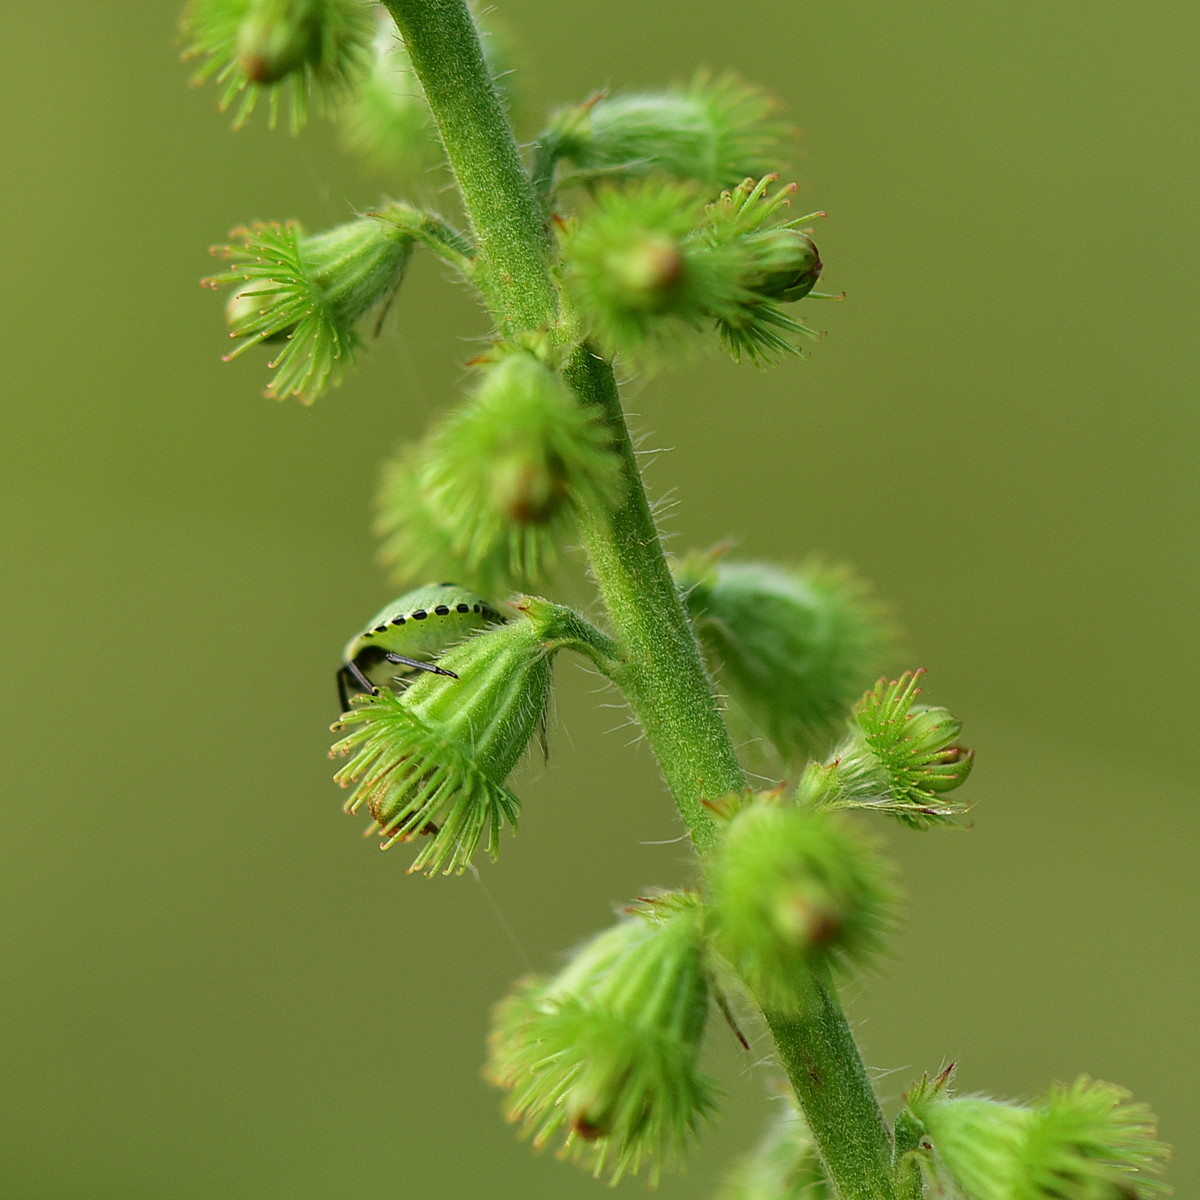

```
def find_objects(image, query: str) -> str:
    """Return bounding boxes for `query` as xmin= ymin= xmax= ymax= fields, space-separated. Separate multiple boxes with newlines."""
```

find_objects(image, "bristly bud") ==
xmin=541 ymin=73 xmax=791 ymax=195
xmin=713 ymin=1096 xmax=834 ymax=1200
xmin=699 ymin=175 xmax=827 ymax=364
xmin=708 ymin=795 xmax=896 ymax=1012
xmin=486 ymin=892 xmax=719 ymax=1185
xmin=205 ymin=207 xmax=416 ymax=401
xmin=796 ymin=671 xmax=973 ymax=829
xmin=674 ymin=552 xmax=891 ymax=764
xmin=377 ymin=346 xmax=625 ymax=591
xmin=904 ymin=1073 xmax=1170 ymax=1200
xmin=181 ymin=0 xmax=373 ymax=132
xmin=562 ymin=175 xmax=827 ymax=366
xmin=330 ymin=600 xmax=568 ymax=874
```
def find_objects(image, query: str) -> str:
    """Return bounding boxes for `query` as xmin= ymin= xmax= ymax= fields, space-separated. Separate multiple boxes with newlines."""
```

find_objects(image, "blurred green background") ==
xmin=2 ymin=0 xmax=1195 ymax=1196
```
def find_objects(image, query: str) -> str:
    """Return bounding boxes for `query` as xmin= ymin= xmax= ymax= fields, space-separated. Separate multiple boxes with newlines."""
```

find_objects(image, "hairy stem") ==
xmin=383 ymin=2 xmax=896 ymax=1195
xmin=379 ymin=0 xmax=557 ymax=334
xmin=563 ymin=345 xmax=741 ymax=853
xmin=767 ymin=977 xmax=897 ymax=1200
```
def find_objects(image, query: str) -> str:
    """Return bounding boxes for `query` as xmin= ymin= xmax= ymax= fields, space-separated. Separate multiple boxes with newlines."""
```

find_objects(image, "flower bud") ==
xmin=796 ymin=671 xmax=973 ymax=829
xmin=675 ymin=553 xmax=890 ymax=764
xmin=206 ymin=208 xmax=415 ymax=401
xmin=235 ymin=0 xmax=320 ymax=83
xmin=395 ymin=346 xmax=624 ymax=589
xmin=747 ymin=228 xmax=823 ymax=303
xmin=181 ymin=0 xmax=373 ymax=131
xmin=563 ymin=175 xmax=827 ymax=366
xmin=904 ymin=1074 xmax=1169 ymax=1200
xmin=708 ymin=797 xmax=895 ymax=1011
xmin=331 ymin=602 xmax=569 ymax=874
xmin=486 ymin=893 xmax=718 ymax=1185
xmin=544 ymin=74 xmax=791 ymax=194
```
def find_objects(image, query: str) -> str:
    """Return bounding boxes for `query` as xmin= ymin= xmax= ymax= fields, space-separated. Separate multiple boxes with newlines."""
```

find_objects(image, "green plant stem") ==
xmin=379 ymin=0 xmax=557 ymax=335
xmin=383 ymin=3 xmax=896 ymax=1195
xmin=563 ymin=346 xmax=741 ymax=854
xmin=767 ymin=976 xmax=898 ymax=1200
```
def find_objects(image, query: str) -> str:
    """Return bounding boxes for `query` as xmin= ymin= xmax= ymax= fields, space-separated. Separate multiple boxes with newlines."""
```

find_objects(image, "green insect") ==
xmin=337 ymin=583 xmax=505 ymax=712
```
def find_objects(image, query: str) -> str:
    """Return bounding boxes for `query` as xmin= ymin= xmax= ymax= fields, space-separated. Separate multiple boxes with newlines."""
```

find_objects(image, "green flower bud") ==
xmin=330 ymin=601 xmax=567 ymax=874
xmin=562 ymin=181 xmax=711 ymax=361
xmin=905 ymin=1074 xmax=1169 ymax=1200
xmin=708 ymin=797 xmax=896 ymax=1011
xmin=543 ymin=73 xmax=791 ymax=194
xmin=675 ymin=553 xmax=890 ymax=764
xmin=713 ymin=1098 xmax=834 ymax=1200
xmin=563 ymin=175 xmax=827 ymax=366
xmin=235 ymin=0 xmax=320 ymax=82
xmin=181 ymin=0 xmax=373 ymax=132
xmin=797 ymin=671 xmax=973 ymax=829
xmin=381 ymin=346 xmax=625 ymax=590
xmin=746 ymin=227 xmax=823 ymax=303
xmin=206 ymin=207 xmax=415 ymax=401
xmin=486 ymin=893 xmax=718 ymax=1185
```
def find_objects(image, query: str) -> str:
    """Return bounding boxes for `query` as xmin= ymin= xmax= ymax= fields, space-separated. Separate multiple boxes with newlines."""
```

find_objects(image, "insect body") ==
xmin=337 ymin=583 xmax=505 ymax=712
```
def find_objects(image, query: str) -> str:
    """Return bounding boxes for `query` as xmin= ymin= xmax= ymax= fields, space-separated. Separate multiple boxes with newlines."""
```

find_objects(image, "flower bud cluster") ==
xmin=540 ymin=73 xmax=790 ymax=195
xmin=486 ymin=892 xmax=718 ymax=1185
xmin=797 ymin=671 xmax=973 ymax=829
xmin=181 ymin=0 xmax=373 ymax=131
xmin=674 ymin=552 xmax=890 ymax=764
xmin=707 ymin=794 xmax=896 ymax=1011
xmin=330 ymin=601 xmax=561 ymax=874
xmin=206 ymin=207 xmax=416 ymax=401
xmin=376 ymin=346 xmax=624 ymax=592
xmin=563 ymin=175 xmax=827 ymax=365
xmin=903 ymin=1073 xmax=1169 ymax=1200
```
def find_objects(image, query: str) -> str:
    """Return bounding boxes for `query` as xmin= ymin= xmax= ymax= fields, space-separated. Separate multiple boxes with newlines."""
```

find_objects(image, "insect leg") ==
xmin=385 ymin=653 xmax=460 ymax=680
xmin=336 ymin=666 xmax=352 ymax=713
xmin=346 ymin=659 xmax=379 ymax=694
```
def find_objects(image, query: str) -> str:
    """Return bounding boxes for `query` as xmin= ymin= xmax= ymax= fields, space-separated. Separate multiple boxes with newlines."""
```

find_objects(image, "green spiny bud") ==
xmin=698 ymin=176 xmax=826 ymax=363
xmin=562 ymin=181 xmax=711 ymax=361
xmin=713 ymin=1097 xmax=834 ymax=1200
xmin=235 ymin=0 xmax=320 ymax=82
xmin=181 ymin=0 xmax=373 ymax=132
xmin=563 ymin=175 xmax=828 ymax=366
xmin=905 ymin=1073 xmax=1170 ymax=1200
xmin=379 ymin=346 xmax=625 ymax=591
xmin=486 ymin=892 xmax=718 ymax=1185
xmin=745 ymin=227 xmax=823 ymax=302
xmin=205 ymin=207 xmax=415 ymax=401
xmin=330 ymin=601 xmax=566 ymax=874
xmin=543 ymin=73 xmax=791 ymax=195
xmin=796 ymin=671 xmax=973 ymax=829
xmin=675 ymin=552 xmax=891 ymax=764
xmin=708 ymin=796 xmax=896 ymax=1011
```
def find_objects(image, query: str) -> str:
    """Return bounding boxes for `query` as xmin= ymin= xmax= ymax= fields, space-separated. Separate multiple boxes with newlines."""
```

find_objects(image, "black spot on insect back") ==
xmin=374 ymin=625 xmax=388 ymax=633
xmin=391 ymin=616 xmax=405 ymax=625
xmin=434 ymin=605 xmax=450 ymax=615
xmin=456 ymin=603 xmax=470 ymax=613
xmin=412 ymin=610 xmax=428 ymax=620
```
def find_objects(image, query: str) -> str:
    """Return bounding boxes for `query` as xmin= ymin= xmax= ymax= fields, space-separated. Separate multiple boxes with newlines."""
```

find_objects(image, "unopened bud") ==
xmin=236 ymin=0 xmax=320 ymax=83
